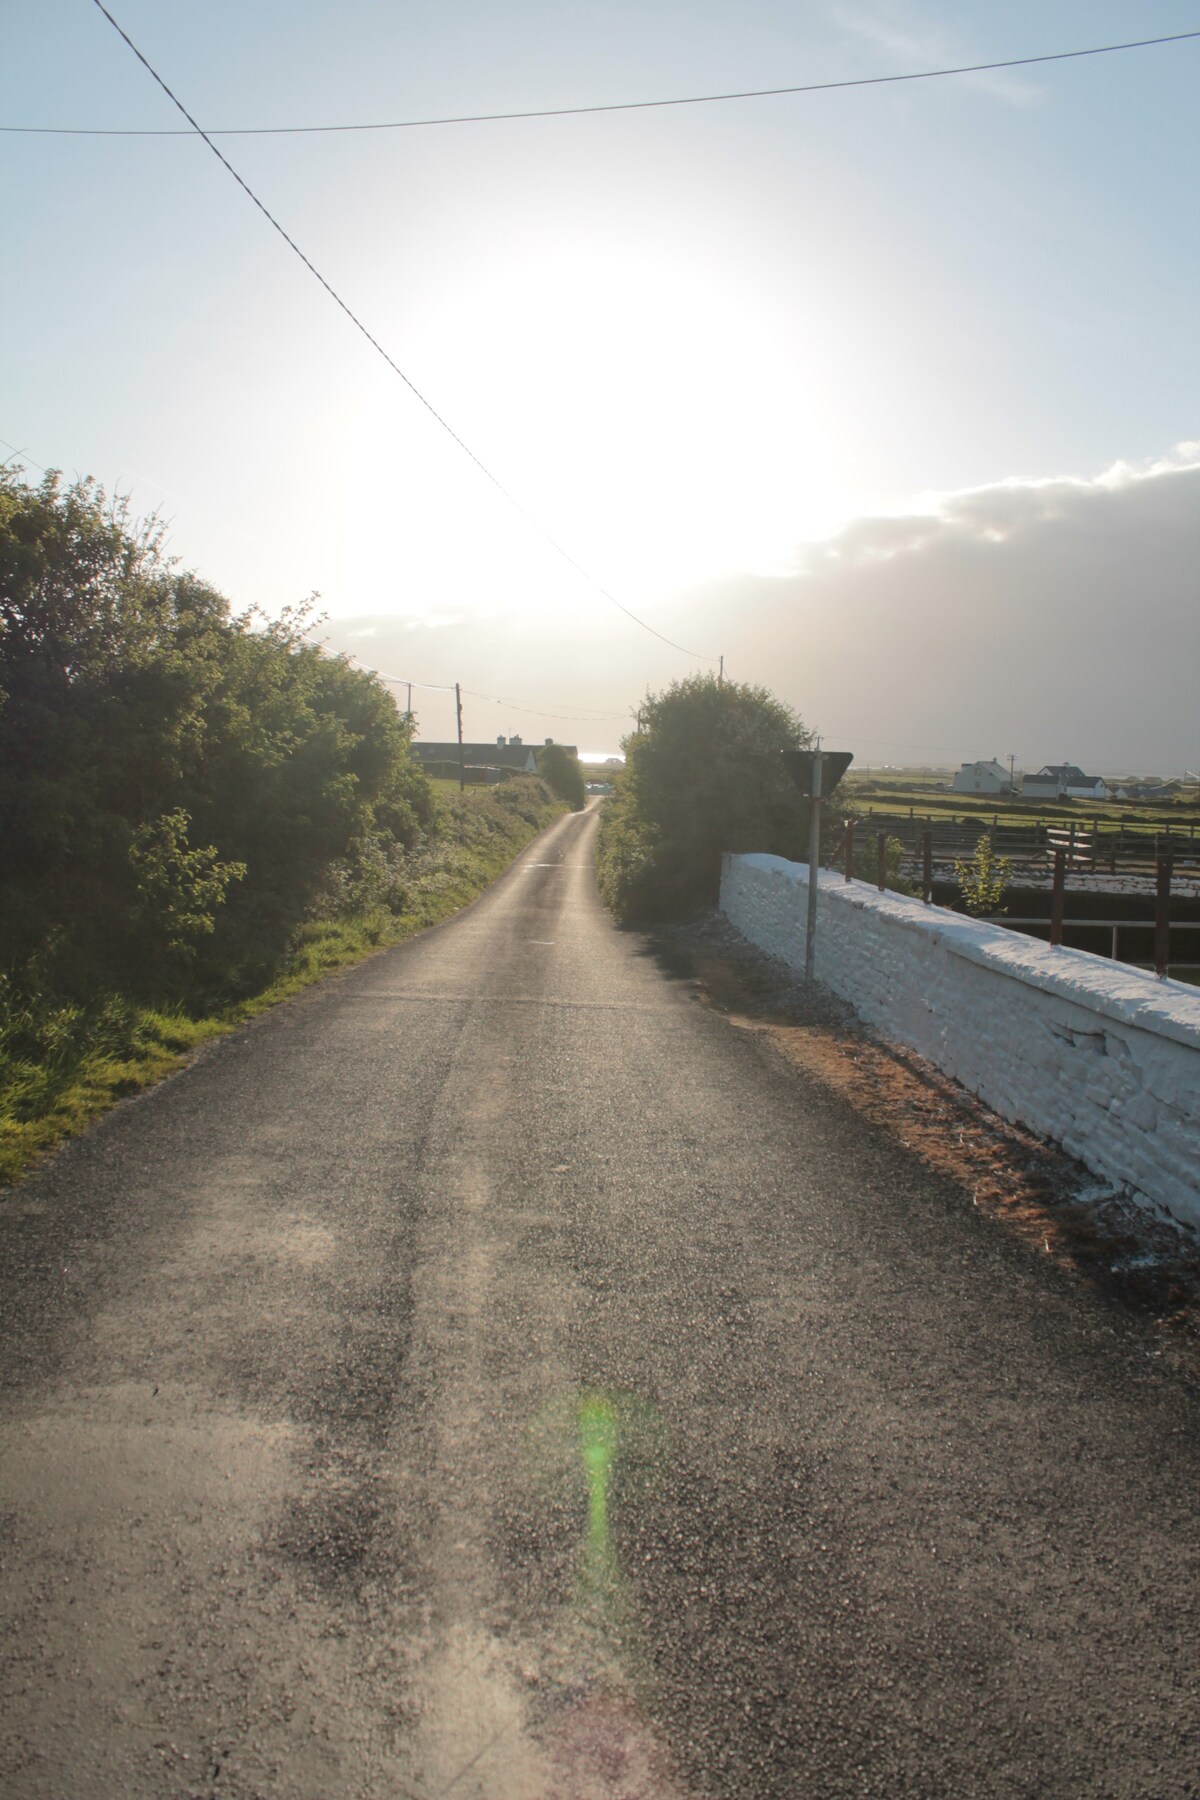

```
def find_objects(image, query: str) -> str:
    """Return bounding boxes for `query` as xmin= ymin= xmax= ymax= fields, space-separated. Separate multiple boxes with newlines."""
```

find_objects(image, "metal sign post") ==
xmin=805 ymin=752 xmax=822 ymax=979
xmin=781 ymin=749 xmax=854 ymax=982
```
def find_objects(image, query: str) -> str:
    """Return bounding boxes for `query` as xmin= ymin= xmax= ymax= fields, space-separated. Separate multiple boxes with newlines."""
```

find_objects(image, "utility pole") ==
xmin=1008 ymin=751 xmax=1016 ymax=792
xmin=455 ymin=682 xmax=465 ymax=792
xmin=406 ymin=681 xmax=412 ymax=720
xmin=718 ymin=655 xmax=724 ymax=686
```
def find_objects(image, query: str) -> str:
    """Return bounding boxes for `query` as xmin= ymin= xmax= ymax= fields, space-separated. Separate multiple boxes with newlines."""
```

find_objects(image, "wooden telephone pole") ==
xmin=455 ymin=683 xmax=465 ymax=791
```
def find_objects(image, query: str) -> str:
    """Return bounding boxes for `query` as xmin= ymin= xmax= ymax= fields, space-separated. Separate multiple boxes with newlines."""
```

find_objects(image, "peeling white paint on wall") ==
xmin=720 ymin=854 xmax=1200 ymax=1230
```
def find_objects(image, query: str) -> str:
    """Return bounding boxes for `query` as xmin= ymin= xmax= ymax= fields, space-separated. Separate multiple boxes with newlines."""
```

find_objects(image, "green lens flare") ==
xmin=578 ymin=1395 xmax=620 ymax=1607
xmin=580 ymin=1397 xmax=617 ymax=1501
xmin=524 ymin=1388 xmax=667 ymax=1693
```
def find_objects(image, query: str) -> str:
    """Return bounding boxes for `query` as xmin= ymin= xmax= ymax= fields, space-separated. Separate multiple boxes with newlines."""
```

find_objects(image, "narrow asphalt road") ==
xmin=2 ymin=805 xmax=1199 ymax=1799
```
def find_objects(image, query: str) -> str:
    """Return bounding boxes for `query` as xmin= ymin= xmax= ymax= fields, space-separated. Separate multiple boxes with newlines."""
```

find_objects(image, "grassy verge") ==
xmin=0 ymin=778 xmax=565 ymax=1185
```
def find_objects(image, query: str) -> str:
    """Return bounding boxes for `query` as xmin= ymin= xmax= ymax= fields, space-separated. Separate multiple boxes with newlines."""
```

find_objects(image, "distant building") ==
xmin=951 ymin=759 xmax=1011 ymax=795
xmin=411 ymin=735 xmax=577 ymax=780
xmin=1022 ymin=764 xmax=1110 ymax=801
xmin=413 ymin=736 xmax=538 ymax=775
xmin=1114 ymin=779 xmax=1179 ymax=802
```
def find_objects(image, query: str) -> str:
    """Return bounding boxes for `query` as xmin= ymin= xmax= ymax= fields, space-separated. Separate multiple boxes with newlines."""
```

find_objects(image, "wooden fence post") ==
xmin=844 ymin=817 xmax=854 ymax=882
xmin=1049 ymin=849 xmax=1066 ymax=947
xmin=1156 ymin=856 xmax=1172 ymax=979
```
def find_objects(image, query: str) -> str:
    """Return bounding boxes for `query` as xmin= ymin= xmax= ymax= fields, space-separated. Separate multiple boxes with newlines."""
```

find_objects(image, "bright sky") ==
xmin=4 ymin=1 xmax=1198 ymax=767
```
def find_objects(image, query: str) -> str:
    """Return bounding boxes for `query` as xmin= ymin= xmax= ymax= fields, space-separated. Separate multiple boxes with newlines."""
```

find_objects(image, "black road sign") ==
xmin=782 ymin=750 xmax=854 ymax=796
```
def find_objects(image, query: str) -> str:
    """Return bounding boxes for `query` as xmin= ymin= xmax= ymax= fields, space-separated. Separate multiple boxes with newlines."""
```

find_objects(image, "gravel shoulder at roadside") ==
xmin=651 ymin=908 xmax=1200 ymax=1362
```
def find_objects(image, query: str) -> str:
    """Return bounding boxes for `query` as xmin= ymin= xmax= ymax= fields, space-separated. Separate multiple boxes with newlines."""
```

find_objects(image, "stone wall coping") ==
xmin=731 ymin=853 xmax=1200 ymax=1055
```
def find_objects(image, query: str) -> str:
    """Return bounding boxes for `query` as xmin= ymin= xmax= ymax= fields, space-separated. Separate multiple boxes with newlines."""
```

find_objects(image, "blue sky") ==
xmin=4 ymin=2 xmax=1198 ymax=765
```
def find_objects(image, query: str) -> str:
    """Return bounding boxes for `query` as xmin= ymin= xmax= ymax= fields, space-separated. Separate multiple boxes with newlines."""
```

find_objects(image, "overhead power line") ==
xmin=0 ymin=438 xmax=45 ymax=474
xmin=88 ymin=0 xmax=716 ymax=665
xmin=366 ymin=671 xmax=457 ymax=695
xmin=365 ymin=666 xmax=626 ymax=722
xmin=10 ymin=30 xmax=1200 ymax=135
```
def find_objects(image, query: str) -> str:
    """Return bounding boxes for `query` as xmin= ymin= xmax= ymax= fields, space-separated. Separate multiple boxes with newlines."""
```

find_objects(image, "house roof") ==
xmin=1037 ymin=764 xmax=1089 ymax=783
xmin=1028 ymin=765 xmax=1108 ymax=791
xmin=412 ymin=742 xmax=536 ymax=769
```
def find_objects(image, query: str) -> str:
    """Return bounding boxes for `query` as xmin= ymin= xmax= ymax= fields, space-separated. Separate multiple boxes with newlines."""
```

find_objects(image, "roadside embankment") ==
xmin=0 ymin=780 xmax=565 ymax=1184
xmin=720 ymin=854 xmax=1200 ymax=1230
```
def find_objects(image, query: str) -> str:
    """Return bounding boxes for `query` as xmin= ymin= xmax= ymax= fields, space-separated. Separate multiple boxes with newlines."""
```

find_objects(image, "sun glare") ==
xmin=344 ymin=243 xmax=858 ymax=621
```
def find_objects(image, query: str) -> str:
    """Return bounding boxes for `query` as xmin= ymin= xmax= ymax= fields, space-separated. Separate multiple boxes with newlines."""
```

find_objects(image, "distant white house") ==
xmin=1066 ymin=777 xmax=1109 ymax=801
xmin=951 ymin=759 xmax=1011 ymax=795
xmin=1022 ymin=764 xmax=1110 ymax=801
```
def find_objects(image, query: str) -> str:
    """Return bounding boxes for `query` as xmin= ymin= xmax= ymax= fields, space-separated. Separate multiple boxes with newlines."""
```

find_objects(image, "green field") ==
xmin=844 ymin=772 xmax=1200 ymax=841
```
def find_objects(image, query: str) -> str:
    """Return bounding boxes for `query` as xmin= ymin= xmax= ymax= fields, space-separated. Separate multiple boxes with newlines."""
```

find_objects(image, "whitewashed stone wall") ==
xmin=720 ymin=853 xmax=1200 ymax=1229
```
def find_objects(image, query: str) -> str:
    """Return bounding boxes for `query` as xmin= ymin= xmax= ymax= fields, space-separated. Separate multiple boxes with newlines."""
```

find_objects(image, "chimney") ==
xmin=510 ymin=734 xmax=522 ymax=746
xmin=545 ymin=737 xmax=553 ymax=747
xmin=496 ymin=735 xmax=506 ymax=747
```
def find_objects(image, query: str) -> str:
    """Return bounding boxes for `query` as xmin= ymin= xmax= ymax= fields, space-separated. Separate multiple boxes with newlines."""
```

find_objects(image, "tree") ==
xmin=954 ymin=834 xmax=1012 ymax=916
xmin=0 ymin=466 xmax=434 ymax=997
xmin=536 ymin=741 xmax=586 ymax=810
xmin=595 ymin=674 xmax=817 ymax=920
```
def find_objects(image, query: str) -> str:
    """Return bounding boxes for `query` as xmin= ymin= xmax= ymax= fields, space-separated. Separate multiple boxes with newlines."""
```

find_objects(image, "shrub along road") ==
xmin=1 ymin=803 xmax=1198 ymax=1798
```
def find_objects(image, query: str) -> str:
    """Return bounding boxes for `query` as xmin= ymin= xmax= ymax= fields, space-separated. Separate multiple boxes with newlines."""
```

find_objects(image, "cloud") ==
xmin=315 ymin=446 xmax=1199 ymax=770
xmin=682 ymin=447 xmax=1200 ymax=771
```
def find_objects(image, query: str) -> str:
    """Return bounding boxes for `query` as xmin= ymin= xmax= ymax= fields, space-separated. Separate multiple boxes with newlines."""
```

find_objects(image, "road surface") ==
xmin=2 ymin=804 xmax=1198 ymax=1798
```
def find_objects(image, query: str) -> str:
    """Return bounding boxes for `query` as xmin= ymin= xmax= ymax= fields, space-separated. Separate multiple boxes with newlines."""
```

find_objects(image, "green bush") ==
xmin=536 ymin=742 xmax=586 ymax=810
xmin=0 ymin=467 xmax=434 ymax=998
xmin=595 ymin=674 xmax=816 ymax=921
xmin=129 ymin=809 xmax=246 ymax=960
xmin=954 ymin=834 xmax=1013 ymax=916
xmin=0 ymin=464 xmax=575 ymax=1181
xmin=1 ymin=775 xmax=565 ymax=1182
